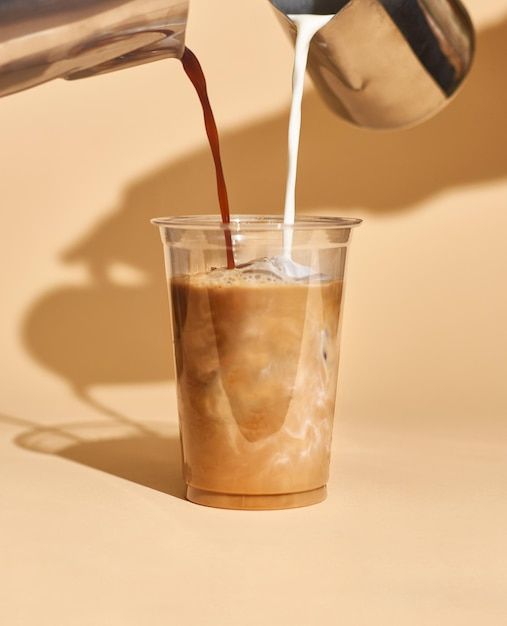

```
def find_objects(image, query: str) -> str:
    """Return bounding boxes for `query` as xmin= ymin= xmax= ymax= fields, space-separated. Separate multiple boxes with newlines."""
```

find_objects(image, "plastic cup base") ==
xmin=186 ymin=485 xmax=327 ymax=510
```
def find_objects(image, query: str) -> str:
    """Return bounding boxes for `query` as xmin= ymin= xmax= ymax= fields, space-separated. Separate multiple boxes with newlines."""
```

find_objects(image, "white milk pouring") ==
xmin=283 ymin=14 xmax=333 ymax=255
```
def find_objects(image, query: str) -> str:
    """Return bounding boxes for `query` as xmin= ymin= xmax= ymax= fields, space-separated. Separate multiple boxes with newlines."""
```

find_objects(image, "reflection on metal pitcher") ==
xmin=0 ymin=0 xmax=189 ymax=97
xmin=271 ymin=0 xmax=475 ymax=128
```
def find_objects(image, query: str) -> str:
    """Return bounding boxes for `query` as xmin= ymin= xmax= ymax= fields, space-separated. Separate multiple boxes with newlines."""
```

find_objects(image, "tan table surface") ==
xmin=2 ymin=382 xmax=506 ymax=626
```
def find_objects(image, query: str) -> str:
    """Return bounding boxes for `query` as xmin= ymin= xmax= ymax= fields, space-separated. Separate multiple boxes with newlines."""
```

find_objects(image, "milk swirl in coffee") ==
xmin=170 ymin=261 xmax=343 ymax=501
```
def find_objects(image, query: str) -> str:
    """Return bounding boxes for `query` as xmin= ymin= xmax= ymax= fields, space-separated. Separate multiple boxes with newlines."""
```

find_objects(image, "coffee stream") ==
xmin=181 ymin=47 xmax=235 ymax=269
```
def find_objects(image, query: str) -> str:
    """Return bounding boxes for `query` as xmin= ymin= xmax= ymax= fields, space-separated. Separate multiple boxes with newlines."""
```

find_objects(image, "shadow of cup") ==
xmin=14 ymin=419 xmax=186 ymax=499
xmin=23 ymin=283 xmax=174 ymax=389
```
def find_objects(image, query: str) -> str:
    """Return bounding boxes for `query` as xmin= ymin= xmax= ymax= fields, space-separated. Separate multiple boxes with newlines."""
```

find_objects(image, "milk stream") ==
xmin=283 ymin=14 xmax=333 ymax=257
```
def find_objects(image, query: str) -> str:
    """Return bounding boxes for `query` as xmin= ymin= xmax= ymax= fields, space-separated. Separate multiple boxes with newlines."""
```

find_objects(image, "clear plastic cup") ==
xmin=152 ymin=215 xmax=361 ymax=509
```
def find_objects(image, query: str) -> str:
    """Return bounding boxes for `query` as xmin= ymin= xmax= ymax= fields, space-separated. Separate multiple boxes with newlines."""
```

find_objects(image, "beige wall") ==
xmin=1 ymin=2 xmax=506 ymax=624
xmin=1 ymin=0 xmax=505 ymax=431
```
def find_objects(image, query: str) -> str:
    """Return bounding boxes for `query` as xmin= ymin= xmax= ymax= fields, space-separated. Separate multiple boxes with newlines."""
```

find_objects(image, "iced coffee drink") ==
xmin=171 ymin=257 xmax=342 ymax=508
xmin=153 ymin=215 xmax=361 ymax=510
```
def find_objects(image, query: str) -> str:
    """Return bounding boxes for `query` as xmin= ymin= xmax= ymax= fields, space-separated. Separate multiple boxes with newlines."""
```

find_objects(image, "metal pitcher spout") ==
xmin=0 ymin=0 xmax=189 ymax=98
xmin=270 ymin=0 xmax=475 ymax=129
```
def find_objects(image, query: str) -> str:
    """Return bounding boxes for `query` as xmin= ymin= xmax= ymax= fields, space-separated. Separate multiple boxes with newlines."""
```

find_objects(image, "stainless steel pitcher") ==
xmin=0 ymin=0 xmax=188 ymax=97
xmin=0 ymin=0 xmax=474 ymax=130
xmin=270 ymin=0 xmax=475 ymax=129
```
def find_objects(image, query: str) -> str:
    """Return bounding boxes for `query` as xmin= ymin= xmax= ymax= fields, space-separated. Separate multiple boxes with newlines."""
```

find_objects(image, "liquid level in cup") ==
xmin=170 ymin=258 xmax=343 ymax=503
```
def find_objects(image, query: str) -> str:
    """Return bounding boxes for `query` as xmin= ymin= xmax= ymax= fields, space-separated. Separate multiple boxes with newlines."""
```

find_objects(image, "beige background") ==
xmin=1 ymin=1 xmax=506 ymax=624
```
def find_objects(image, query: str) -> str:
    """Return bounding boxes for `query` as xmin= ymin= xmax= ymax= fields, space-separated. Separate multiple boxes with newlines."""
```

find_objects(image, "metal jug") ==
xmin=270 ymin=0 xmax=475 ymax=128
xmin=0 ymin=0 xmax=188 ymax=97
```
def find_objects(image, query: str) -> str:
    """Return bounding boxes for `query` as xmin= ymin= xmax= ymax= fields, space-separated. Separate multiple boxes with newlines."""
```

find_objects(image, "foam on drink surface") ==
xmin=180 ymin=257 xmax=329 ymax=287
